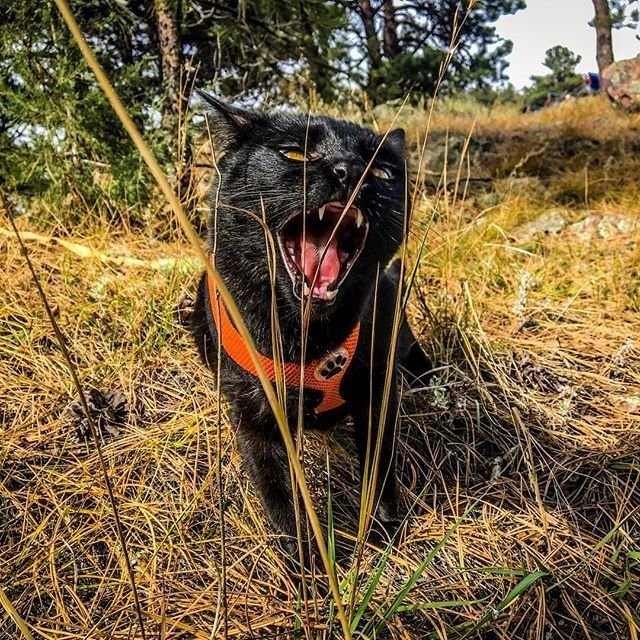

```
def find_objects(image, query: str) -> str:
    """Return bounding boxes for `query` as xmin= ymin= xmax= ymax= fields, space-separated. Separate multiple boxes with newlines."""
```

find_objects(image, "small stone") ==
xmin=514 ymin=209 xmax=567 ymax=241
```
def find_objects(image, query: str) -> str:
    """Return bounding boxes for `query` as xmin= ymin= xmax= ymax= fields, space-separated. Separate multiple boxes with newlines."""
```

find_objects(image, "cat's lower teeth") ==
xmin=301 ymin=281 xmax=338 ymax=301
xmin=278 ymin=200 xmax=369 ymax=304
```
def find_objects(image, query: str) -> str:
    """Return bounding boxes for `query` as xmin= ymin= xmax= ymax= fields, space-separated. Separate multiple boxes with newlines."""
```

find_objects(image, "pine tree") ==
xmin=590 ymin=0 xmax=639 ymax=74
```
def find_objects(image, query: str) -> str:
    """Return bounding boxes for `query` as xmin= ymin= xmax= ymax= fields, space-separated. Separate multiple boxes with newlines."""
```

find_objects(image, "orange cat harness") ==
xmin=207 ymin=267 xmax=360 ymax=414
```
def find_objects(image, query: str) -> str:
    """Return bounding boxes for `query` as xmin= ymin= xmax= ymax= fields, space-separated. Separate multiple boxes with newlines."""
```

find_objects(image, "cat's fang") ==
xmin=303 ymin=283 xmax=311 ymax=297
xmin=356 ymin=210 xmax=363 ymax=229
xmin=324 ymin=289 xmax=338 ymax=300
xmin=318 ymin=205 xmax=325 ymax=221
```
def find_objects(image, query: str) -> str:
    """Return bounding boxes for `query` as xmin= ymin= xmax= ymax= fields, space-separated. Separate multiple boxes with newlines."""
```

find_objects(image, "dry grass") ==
xmin=1 ymin=97 xmax=639 ymax=639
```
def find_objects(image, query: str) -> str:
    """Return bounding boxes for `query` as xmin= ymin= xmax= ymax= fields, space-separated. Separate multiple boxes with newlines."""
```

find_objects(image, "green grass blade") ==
xmin=395 ymin=598 xmax=483 ymax=613
xmin=458 ymin=570 xmax=548 ymax=639
xmin=327 ymin=454 xmax=336 ymax=567
xmin=349 ymin=540 xmax=395 ymax=632
xmin=370 ymin=514 xmax=467 ymax=636
xmin=294 ymin=588 xmax=303 ymax=639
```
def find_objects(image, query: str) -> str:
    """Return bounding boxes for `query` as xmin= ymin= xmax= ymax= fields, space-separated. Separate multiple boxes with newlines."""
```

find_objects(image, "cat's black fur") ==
xmin=191 ymin=95 xmax=430 ymax=555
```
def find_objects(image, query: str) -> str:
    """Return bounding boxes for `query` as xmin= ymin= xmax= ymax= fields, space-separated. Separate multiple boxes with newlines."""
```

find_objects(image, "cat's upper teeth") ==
xmin=318 ymin=205 xmax=325 ymax=221
xmin=303 ymin=283 xmax=311 ymax=297
xmin=356 ymin=210 xmax=363 ymax=229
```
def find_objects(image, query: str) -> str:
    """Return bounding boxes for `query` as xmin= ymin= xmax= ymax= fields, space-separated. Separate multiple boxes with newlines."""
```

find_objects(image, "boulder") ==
xmin=514 ymin=209 xmax=568 ymax=242
xmin=602 ymin=55 xmax=640 ymax=113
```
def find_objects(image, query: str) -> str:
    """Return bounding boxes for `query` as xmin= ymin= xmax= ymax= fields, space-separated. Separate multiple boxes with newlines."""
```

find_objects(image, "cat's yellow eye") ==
xmin=281 ymin=149 xmax=310 ymax=162
xmin=371 ymin=166 xmax=392 ymax=180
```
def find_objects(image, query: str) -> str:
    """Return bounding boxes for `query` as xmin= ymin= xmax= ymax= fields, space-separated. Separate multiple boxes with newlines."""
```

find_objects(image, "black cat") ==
xmin=191 ymin=95 xmax=430 ymax=556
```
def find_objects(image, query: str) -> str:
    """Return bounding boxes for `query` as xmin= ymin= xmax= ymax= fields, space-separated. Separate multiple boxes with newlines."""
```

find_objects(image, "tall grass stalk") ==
xmin=4 ymin=209 xmax=147 ymax=639
xmin=51 ymin=0 xmax=347 ymax=635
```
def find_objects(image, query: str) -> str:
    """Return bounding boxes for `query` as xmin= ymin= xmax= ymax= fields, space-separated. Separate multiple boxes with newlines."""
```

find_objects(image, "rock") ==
xmin=514 ymin=209 xmax=568 ymax=241
xmin=476 ymin=191 xmax=501 ymax=210
xmin=602 ymin=55 xmax=640 ymax=113
xmin=566 ymin=214 xmax=639 ymax=242
xmin=419 ymin=133 xmax=468 ymax=172
xmin=505 ymin=177 xmax=545 ymax=197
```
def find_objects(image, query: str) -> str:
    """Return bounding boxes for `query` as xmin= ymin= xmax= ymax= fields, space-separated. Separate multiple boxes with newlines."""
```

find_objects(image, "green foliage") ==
xmin=469 ymin=83 xmax=523 ymax=108
xmin=541 ymin=45 xmax=583 ymax=84
xmin=590 ymin=0 xmax=640 ymax=29
xmin=524 ymin=46 xmax=584 ymax=109
xmin=444 ymin=0 xmax=526 ymax=92
xmin=0 ymin=1 xmax=162 ymax=220
xmin=357 ymin=0 xmax=526 ymax=103
xmin=185 ymin=0 xmax=347 ymax=102
xmin=368 ymin=49 xmax=445 ymax=102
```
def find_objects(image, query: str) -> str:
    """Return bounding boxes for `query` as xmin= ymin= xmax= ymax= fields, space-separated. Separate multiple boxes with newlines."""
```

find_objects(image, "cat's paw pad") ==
xmin=175 ymin=292 xmax=195 ymax=327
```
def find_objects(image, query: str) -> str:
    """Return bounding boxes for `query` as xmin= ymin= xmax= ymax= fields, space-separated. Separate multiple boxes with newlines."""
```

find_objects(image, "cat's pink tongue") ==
xmin=302 ymin=235 xmax=341 ymax=291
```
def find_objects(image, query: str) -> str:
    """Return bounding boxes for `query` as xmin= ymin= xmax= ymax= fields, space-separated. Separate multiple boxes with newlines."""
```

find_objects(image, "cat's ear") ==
xmin=197 ymin=92 xmax=254 ymax=147
xmin=385 ymin=128 xmax=406 ymax=155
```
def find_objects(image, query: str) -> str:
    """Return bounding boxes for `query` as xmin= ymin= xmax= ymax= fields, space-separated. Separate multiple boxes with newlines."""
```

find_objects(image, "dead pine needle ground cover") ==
xmin=2 ymin=95 xmax=640 ymax=639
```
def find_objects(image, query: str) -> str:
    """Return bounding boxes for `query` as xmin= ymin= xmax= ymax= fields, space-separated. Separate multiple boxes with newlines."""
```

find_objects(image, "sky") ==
xmin=495 ymin=0 xmax=640 ymax=88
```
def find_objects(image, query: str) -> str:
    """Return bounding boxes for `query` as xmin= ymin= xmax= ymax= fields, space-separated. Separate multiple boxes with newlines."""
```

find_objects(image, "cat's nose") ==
xmin=332 ymin=158 xmax=363 ymax=190
xmin=332 ymin=161 xmax=350 ymax=184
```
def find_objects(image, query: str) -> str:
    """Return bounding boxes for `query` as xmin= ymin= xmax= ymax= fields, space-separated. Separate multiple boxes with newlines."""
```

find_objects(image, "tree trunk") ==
xmin=592 ymin=0 xmax=614 ymax=75
xmin=154 ymin=0 xmax=184 ymax=129
xmin=359 ymin=0 xmax=382 ymax=69
xmin=154 ymin=0 xmax=194 ymax=209
xmin=382 ymin=0 xmax=401 ymax=59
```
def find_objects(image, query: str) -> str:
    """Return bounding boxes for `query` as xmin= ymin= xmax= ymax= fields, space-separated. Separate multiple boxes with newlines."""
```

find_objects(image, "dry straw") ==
xmin=4 ymin=1 xmax=640 ymax=638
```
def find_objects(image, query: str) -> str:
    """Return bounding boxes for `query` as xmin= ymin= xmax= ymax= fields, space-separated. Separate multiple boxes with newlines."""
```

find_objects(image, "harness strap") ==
xmin=207 ymin=267 xmax=359 ymax=414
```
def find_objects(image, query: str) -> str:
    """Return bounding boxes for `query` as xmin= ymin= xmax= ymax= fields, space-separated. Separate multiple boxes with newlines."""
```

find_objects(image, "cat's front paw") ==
xmin=276 ymin=533 xmax=320 ymax=573
xmin=277 ymin=534 xmax=301 ymax=561
xmin=370 ymin=501 xmax=401 ymax=546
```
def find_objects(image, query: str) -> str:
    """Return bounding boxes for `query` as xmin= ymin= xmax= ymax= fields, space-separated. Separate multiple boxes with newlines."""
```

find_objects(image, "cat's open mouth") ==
xmin=277 ymin=201 xmax=369 ymax=303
